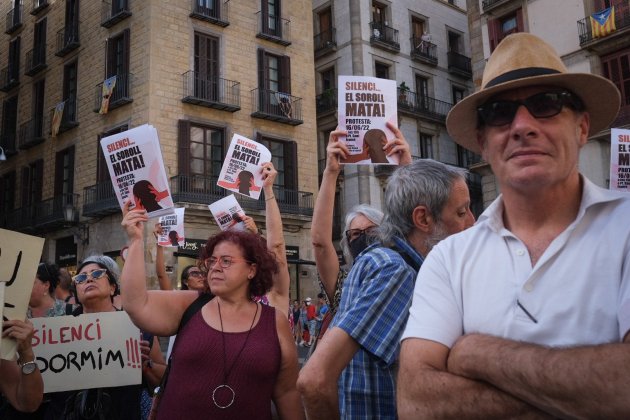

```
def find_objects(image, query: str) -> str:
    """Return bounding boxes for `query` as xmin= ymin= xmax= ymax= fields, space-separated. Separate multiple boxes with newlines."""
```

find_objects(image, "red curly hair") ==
xmin=199 ymin=230 xmax=278 ymax=297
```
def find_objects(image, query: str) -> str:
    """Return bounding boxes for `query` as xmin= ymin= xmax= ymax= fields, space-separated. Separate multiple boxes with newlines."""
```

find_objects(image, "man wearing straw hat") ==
xmin=398 ymin=33 xmax=630 ymax=418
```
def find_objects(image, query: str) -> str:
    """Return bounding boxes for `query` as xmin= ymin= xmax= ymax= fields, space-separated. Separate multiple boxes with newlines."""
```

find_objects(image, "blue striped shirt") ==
xmin=332 ymin=237 xmax=423 ymax=419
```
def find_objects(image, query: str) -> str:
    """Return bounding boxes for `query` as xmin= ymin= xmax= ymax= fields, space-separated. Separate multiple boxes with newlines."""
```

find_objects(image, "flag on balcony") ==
xmin=99 ymin=75 xmax=117 ymax=114
xmin=51 ymin=101 xmax=64 ymax=138
xmin=590 ymin=6 xmax=616 ymax=38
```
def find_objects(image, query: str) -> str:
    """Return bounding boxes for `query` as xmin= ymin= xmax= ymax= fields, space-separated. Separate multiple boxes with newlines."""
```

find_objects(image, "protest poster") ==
xmin=610 ymin=128 xmax=630 ymax=191
xmin=338 ymin=75 xmax=399 ymax=165
xmin=31 ymin=311 xmax=142 ymax=392
xmin=157 ymin=207 xmax=185 ymax=247
xmin=217 ymin=134 xmax=272 ymax=199
xmin=0 ymin=229 xmax=45 ymax=360
xmin=208 ymin=194 xmax=247 ymax=231
xmin=100 ymin=124 xmax=175 ymax=218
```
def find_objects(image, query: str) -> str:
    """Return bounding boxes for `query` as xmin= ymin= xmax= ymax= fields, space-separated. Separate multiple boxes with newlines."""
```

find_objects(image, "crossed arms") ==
xmin=398 ymin=332 xmax=630 ymax=419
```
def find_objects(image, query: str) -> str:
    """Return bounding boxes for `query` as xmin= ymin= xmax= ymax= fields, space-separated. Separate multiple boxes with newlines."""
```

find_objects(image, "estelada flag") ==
xmin=99 ymin=75 xmax=117 ymax=114
xmin=51 ymin=101 xmax=64 ymax=138
xmin=590 ymin=6 xmax=616 ymax=38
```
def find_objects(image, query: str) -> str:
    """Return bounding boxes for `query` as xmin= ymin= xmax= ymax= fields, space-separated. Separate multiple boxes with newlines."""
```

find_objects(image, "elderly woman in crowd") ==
xmin=61 ymin=256 xmax=165 ymax=420
xmin=309 ymin=124 xmax=410 ymax=350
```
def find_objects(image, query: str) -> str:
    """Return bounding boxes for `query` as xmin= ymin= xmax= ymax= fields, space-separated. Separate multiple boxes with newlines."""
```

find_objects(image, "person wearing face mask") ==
xmin=310 ymin=125 xmax=410 ymax=353
xmin=299 ymin=159 xmax=475 ymax=419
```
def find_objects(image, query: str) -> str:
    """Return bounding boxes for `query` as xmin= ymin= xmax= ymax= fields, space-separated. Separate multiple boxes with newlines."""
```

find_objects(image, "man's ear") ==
xmin=412 ymin=205 xmax=432 ymax=233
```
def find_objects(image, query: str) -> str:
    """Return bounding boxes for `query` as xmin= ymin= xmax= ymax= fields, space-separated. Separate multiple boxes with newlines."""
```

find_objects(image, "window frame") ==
xmin=255 ymin=133 xmax=297 ymax=190
xmin=55 ymin=146 xmax=75 ymax=196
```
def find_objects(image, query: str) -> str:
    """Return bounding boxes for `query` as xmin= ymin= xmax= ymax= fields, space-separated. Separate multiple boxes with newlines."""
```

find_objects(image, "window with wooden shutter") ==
xmin=55 ymin=146 xmax=75 ymax=197
xmin=256 ymin=134 xmax=297 ymax=190
xmin=602 ymin=49 xmax=630 ymax=110
xmin=177 ymin=119 xmax=225 ymax=187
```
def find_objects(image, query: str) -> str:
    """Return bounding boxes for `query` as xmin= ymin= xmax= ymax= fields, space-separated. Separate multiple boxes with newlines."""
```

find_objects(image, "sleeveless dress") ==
xmin=157 ymin=303 xmax=281 ymax=420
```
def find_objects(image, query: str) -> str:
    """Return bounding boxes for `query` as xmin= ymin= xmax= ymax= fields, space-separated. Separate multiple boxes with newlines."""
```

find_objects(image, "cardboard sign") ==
xmin=338 ymin=76 xmax=399 ymax=165
xmin=31 ymin=312 xmax=142 ymax=392
xmin=217 ymin=134 xmax=272 ymax=199
xmin=610 ymin=128 xmax=630 ymax=191
xmin=1 ymin=229 xmax=45 ymax=360
xmin=208 ymin=195 xmax=247 ymax=231
xmin=157 ymin=208 xmax=186 ymax=247
xmin=100 ymin=124 xmax=175 ymax=218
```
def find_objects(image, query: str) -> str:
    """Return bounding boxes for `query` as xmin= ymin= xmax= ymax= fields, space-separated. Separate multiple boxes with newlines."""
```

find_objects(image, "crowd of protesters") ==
xmin=2 ymin=33 xmax=630 ymax=419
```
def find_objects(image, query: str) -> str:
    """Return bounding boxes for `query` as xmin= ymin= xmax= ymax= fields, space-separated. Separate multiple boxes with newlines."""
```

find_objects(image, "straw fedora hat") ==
xmin=446 ymin=33 xmax=620 ymax=154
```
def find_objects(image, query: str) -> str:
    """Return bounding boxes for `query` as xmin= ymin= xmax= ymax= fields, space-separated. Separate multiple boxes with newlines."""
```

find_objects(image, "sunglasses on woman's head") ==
xmin=72 ymin=269 xmax=108 ymax=284
xmin=477 ymin=91 xmax=584 ymax=127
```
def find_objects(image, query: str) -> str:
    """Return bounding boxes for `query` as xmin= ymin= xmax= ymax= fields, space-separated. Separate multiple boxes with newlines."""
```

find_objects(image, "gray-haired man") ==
xmin=298 ymin=159 xmax=474 ymax=419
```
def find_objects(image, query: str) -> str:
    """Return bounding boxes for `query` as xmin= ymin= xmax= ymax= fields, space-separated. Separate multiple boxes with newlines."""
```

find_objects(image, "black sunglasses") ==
xmin=345 ymin=226 xmax=377 ymax=242
xmin=477 ymin=91 xmax=584 ymax=127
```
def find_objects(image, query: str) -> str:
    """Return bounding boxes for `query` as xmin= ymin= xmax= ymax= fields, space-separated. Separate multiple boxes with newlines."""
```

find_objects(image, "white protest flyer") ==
xmin=0 ymin=229 xmax=45 ymax=360
xmin=610 ymin=128 xmax=630 ymax=191
xmin=157 ymin=207 xmax=185 ymax=247
xmin=217 ymin=134 xmax=272 ymax=199
xmin=338 ymin=76 xmax=399 ymax=165
xmin=208 ymin=194 xmax=247 ymax=231
xmin=31 ymin=312 xmax=142 ymax=393
xmin=100 ymin=124 xmax=175 ymax=218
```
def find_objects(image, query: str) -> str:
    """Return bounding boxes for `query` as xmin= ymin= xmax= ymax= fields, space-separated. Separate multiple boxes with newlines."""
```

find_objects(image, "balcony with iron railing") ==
xmin=83 ymin=181 xmax=118 ymax=217
xmin=251 ymin=88 xmax=303 ymax=125
xmin=410 ymin=35 xmax=438 ymax=66
xmin=101 ymin=0 xmax=132 ymax=28
xmin=31 ymin=0 xmax=49 ymax=15
xmin=190 ymin=0 xmax=229 ymax=27
xmin=25 ymin=46 xmax=47 ymax=76
xmin=5 ymin=5 xmax=22 ymax=34
xmin=34 ymin=192 xmax=77 ymax=230
xmin=56 ymin=25 xmax=80 ymax=57
xmin=182 ymin=72 xmax=240 ymax=112
xmin=369 ymin=21 xmax=400 ymax=52
xmin=316 ymin=88 xmax=337 ymax=115
xmin=0 ymin=65 xmax=20 ymax=91
xmin=50 ymin=97 xmax=79 ymax=135
xmin=5 ymin=205 xmax=35 ymax=232
xmin=170 ymin=174 xmax=313 ymax=216
xmin=255 ymin=11 xmax=291 ymax=46
xmin=577 ymin=3 xmax=630 ymax=47
xmin=447 ymin=51 xmax=472 ymax=79
xmin=18 ymin=115 xmax=46 ymax=149
xmin=481 ymin=0 xmax=513 ymax=13
xmin=93 ymin=73 xmax=133 ymax=113
xmin=397 ymin=88 xmax=452 ymax=123
xmin=314 ymin=28 xmax=336 ymax=57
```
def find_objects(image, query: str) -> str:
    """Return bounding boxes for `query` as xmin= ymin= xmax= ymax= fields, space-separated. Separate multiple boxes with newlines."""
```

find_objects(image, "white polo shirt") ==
xmin=402 ymin=177 xmax=630 ymax=348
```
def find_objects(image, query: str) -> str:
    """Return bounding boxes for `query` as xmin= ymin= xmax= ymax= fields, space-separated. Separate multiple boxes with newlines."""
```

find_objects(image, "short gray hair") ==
xmin=379 ymin=159 xmax=467 ymax=246
xmin=340 ymin=204 xmax=384 ymax=266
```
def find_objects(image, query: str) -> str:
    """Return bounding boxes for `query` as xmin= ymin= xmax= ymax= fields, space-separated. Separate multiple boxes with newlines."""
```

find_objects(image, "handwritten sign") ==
xmin=31 ymin=311 xmax=142 ymax=392
xmin=1 ymin=229 xmax=45 ymax=360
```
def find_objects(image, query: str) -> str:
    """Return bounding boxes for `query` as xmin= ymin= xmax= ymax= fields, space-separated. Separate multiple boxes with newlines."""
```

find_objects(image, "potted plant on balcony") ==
xmin=398 ymin=82 xmax=410 ymax=105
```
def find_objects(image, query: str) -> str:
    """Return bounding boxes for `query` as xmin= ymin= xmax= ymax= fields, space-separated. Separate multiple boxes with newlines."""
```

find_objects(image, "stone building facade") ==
xmin=0 ymin=0 xmax=321 ymax=300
